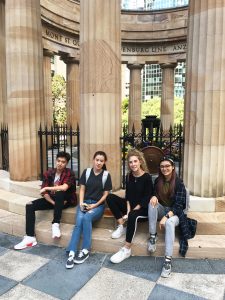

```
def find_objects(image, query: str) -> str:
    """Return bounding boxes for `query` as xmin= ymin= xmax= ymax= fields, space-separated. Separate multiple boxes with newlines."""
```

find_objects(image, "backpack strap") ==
xmin=102 ymin=170 xmax=109 ymax=188
xmin=85 ymin=168 xmax=92 ymax=184
xmin=183 ymin=187 xmax=190 ymax=214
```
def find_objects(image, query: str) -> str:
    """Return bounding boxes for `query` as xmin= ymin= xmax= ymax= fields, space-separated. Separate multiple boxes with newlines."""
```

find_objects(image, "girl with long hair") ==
xmin=107 ymin=149 xmax=153 ymax=264
xmin=66 ymin=151 xmax=112 ymax=269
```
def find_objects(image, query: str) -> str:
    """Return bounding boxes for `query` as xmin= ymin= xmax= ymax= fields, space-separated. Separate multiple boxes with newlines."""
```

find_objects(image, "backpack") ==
xmin=85 ymin=168 xmax=109 ymax=189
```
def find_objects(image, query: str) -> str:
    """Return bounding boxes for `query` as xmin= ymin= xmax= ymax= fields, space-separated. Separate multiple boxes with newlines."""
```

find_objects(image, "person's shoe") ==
xmin=66 ymin=255 xmax=75 ymax=269
xmin=111 ymin=225 xmax=126 ymax=239
xmin=74 ymin=249 xmax=89 ymax=264
xmin=147 ymin=233 xmax=158 ymax=253
xmin=52 ymin=223 xmax=61 ymax=238
xmin=110 ymin=247 xmax=131 ymax=264
xmin=14 ymin=236 xmax=37 ymax=250
xmin=161 ymin=257 xmax=172 ymax=278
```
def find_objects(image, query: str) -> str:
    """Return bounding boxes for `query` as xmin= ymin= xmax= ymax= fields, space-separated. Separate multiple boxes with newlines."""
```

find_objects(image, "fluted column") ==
xmin=127 ymin=64 xmax=144 ymax=132
xmin=160 ymin=63 xmax=176 ymax=131
xmin=184 ymin=0 xmax=225 ymax=197
xmin=80 ymin=0 xmax=121 ymax=189
xmin=43 ymin=49 xmax=54 ymax=127
xmin=0 ymin=0 xmax=6 ymax=125
xmin=63 ymin=57 xmax=80 ymax=128
xmin=5 ymin=0 xmax=44 ymax=181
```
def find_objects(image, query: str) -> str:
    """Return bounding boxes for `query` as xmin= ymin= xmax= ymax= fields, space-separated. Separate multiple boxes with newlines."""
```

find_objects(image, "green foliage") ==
xmin=121 ymin=96 xmax=184 ymax=127
xmin=52 ymin=75 xmax=67 ymax=125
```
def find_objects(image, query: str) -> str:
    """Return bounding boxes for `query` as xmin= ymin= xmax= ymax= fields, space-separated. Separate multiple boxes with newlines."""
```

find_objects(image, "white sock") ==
xmin=69 ymin=250 xmax=75 ymax=257
xmin=82 ymin=249 xmax=89 ymax=255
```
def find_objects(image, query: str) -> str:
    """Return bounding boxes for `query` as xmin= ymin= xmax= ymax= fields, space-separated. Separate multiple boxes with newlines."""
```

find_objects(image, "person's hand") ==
xmin=86 ymin=204 xmax=96 ymax=211
xmin=159 ymin=216 xmax=167 ymax=230
xmin=150 ymin=196 xmax=158 ymax=207
xmin=40 ymin=187 xmax=47 ymax=195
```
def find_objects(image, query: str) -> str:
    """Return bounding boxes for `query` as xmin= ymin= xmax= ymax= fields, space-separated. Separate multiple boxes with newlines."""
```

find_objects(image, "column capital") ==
xmin=160 ymin=63 xmax=177 ymax=69
xmin=127 ymin=63 xmax=144 ymax=71
xmin=43 ymin=49 xmax=54 ymax=57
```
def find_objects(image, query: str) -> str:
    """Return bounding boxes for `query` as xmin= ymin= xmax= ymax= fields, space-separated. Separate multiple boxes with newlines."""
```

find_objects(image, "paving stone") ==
xmin=157 ymin=273 xmax=225 ymax=300
xmin=73 ymin=267 xmax=155 ymax=300
xmin=103 ymin=255 xmax=162 ymax=282
xmin=0 ymin=284 xmax=58 ymax=299
xmin=0 ymin=232 xmax=22 ymax=249
xmin=0 ymin=250 xmax=49 ymax=281
xmin=206 ymin=259 xmax=225 ymax=274
xmin=0 ymin=275 xmax=17 ymax=297
xmin=171 ymin=258 xmax=215 ymax=274
xmin=149 ymin=284 xmax=206 ymax=300
xmin=21 ymin=243 xmax=64 ymax=260
xmin=23 ymin=253 xmax=106 ymax=300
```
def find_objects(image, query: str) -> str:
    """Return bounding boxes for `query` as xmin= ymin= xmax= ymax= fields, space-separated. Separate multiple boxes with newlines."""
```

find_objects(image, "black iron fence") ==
xmin=120 ymin=124 xmax=184 ymax=188
xmin=38 ymin=124 xmax=80 ymax=181
xmin=0 ymin=124 xmax=9 ymax=171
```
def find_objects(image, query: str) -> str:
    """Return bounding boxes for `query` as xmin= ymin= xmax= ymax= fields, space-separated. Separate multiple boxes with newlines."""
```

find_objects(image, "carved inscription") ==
xmin=43 ymin=27 xmax=79 ymax=49
xmin=122 ymin=43 xmax=187 ymax=55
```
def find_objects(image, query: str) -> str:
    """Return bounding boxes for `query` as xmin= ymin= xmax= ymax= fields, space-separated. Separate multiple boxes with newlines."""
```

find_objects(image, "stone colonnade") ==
xmin=183 ymin=0 xmax=225 ymax=197
xmin=79 ymin=0 xmax=121 ymax=190
xmin=127 ymin=62 xmax=177 ymax=133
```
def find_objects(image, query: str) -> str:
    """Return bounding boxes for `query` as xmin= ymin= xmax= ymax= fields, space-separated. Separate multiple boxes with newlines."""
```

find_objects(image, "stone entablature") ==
xmin=40 ymin=0 xmax=188 ymax=61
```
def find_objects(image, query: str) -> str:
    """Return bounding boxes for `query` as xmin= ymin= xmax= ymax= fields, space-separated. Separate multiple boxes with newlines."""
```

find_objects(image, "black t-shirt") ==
xmin=125 ymin=172 xmax=153 ymax=209
xmin=79 ymin=168 xmax=112 ymax=201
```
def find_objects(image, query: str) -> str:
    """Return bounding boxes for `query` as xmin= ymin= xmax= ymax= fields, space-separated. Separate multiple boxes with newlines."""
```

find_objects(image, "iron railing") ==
xmin=0 ymin=124 xmax=9 ymax=171
xmin=38 ymin=124 xmax=80 ymax=182
xmin=120 ymin=124 xmax=184 ymax=188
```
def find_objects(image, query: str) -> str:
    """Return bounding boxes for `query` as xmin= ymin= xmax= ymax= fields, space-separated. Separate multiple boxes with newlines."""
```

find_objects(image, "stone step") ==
xmin=1 ymin=209 xmax=225 ymax=259
xmin=1 ymin=189 xmax=225 ymax=235
xmin=215 ymin=197 xmax=225 ymax=212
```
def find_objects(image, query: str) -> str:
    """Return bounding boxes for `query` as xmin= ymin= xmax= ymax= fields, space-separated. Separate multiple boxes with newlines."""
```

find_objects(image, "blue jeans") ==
xmin=67 ymin=200 xmax=105 ymax=252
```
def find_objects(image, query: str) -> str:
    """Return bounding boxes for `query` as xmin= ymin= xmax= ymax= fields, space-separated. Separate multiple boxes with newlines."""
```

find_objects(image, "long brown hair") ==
xmin=156 ymin=158 xmax=176 ymax=200
xmin=126 ymin=148 xmax=149 ymax=174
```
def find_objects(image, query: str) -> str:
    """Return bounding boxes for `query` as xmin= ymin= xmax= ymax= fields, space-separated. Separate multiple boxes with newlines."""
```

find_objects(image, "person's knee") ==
xmin=26 ymin=201 xmax=34 ymax=213
xmin=106 ymin=193 xmax=115 ymax=206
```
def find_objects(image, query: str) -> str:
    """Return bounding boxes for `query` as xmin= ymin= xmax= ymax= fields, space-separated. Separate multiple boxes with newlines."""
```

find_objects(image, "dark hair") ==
xmin=56 ymin=151 xmax=71 ymax=162
xmin=93 ymin=151 xmax=108 ymax=170
xmin=156 ymin=157 xmax=176 ymax=199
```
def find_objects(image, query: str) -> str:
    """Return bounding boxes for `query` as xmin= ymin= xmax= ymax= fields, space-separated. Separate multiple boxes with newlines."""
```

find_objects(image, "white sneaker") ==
xmin=52 ymin=223 xmax=61 ymax=238
xmin=110 ymin=247 xmax=131 ymax=264
xmin=14 ymin=236 xmax=37 ymax=250
xmin=111 ymin=225 xmax=126 ymax=239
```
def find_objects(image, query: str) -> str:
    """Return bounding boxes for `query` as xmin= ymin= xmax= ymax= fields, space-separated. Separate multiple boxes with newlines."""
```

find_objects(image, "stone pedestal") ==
xmin=160 ymin=63 xmax=176 ymax=131
xmin=184 ymin=0 xmax=225 ymax=197
xmin=127 ymin=64 xmax=144 ymax=133
xmin=43 ymin=49 xmax=54 ymax=127
xmin=5 ymin=0 xmax=44 ymax=181
xmin=63 ymin=57 xmax=80 ymax=129
xmin=80 ymin=0 xmax=121 ymax=189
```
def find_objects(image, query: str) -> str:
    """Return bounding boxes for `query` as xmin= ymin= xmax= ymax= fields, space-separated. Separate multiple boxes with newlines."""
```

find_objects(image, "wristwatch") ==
xmin=165 ymin=213 xmax=170 ymax=218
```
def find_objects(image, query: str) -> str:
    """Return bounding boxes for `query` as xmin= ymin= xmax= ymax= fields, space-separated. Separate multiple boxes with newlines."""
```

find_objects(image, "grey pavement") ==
xmin=0 ymin=233 xmax=224 ymax=300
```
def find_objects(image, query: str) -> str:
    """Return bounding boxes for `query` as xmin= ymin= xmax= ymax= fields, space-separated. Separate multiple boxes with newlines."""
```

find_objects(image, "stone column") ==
xmin=43 ymin=49 xmax=54 ymax=127
xmin=0 ymin=0 xmax=6 ymax=125
xmin=184 ymin=0 xmax=225 ymax=197
xmin=63 ymin=57 xmax=80 ymax=128
xmin=5 ymin=0 xmax=44 ymax=181
xmin=160 ymin=63 xmax=176 ymax=131
xmin=127 ymin=64 xmax=144 ymax=133
xmin=80 ymin=0 xmax=121 ymax=189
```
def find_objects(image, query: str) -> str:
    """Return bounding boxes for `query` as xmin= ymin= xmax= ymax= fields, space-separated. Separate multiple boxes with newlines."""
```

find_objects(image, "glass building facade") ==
xmin=121 ymin=0 xmax=189 ymax=10
xmin=141 ymin=62 xmax=186 ymax=101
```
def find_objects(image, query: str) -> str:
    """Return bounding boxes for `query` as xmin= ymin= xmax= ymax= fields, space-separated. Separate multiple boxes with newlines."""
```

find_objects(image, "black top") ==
xmin=125 ymin=172 xmax=153 ymax=209
xmin=79 ymin=168 xmax=112 ymax=201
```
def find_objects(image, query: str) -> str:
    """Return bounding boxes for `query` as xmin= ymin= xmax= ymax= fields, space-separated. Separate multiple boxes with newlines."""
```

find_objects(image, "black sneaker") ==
xmin=147 ymin=234 xmax=158 ymax=253
xmin=66 ymin=255 xmax=74 ymax=269
xmin=74 ymin=249 xmax=89 ymax=264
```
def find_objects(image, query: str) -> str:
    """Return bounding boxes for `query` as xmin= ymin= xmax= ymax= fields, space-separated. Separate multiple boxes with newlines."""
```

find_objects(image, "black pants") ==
xmin=106 ymin=194 xmax=148 ymax=243
xmin=26 ymin=191 xmax=71 ymax=237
